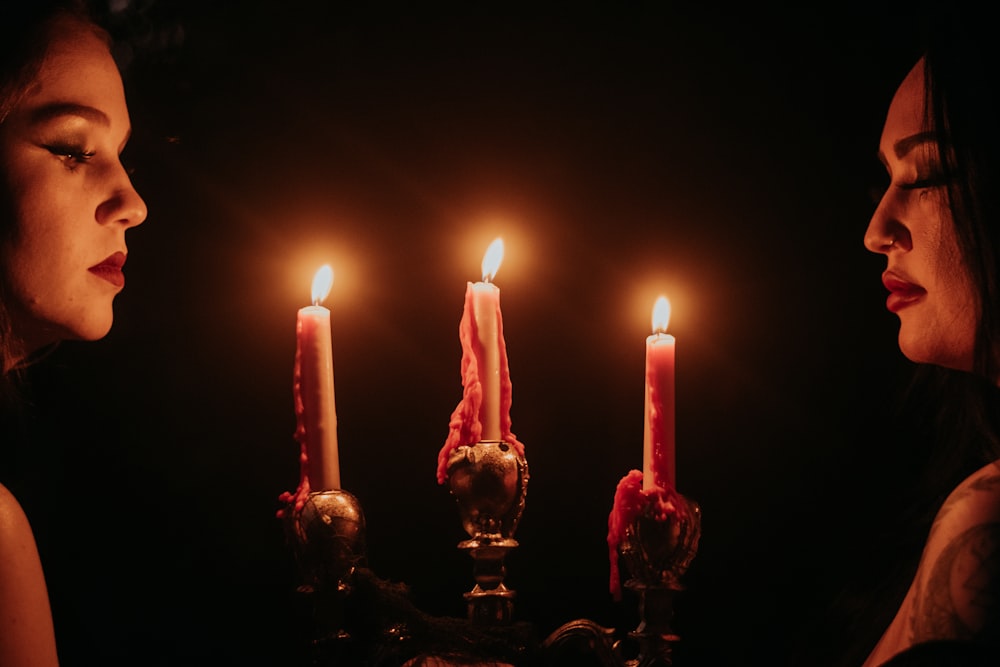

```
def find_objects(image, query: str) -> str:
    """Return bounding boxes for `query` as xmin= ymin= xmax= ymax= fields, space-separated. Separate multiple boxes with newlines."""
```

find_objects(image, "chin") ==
xmin=898 ymin=333 xmax=974 ymax=373
xmin=83 ymin=324 xmax=114 ymax=341
xmin=68 ymin=314 xmax=115 ymax=342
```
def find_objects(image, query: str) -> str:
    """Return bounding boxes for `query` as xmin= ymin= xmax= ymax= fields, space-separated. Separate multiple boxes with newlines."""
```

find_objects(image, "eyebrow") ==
xmin=27 ymin=101 xmax=132 ymax=149
xmin=878 ymin=131 xmax=937 ymax=165
xmin=28 ymin=102 xmax=110 ymax=127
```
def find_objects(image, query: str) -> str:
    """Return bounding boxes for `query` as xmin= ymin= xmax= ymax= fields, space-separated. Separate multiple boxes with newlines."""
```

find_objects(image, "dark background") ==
xmin=2 ymin=2 xmax=935 ymax=665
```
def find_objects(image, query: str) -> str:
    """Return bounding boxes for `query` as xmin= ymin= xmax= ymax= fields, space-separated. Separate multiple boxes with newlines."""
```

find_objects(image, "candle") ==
xmin=471 ymin=237 xmax=504 ymax=440
xmin=436 ymin=237 xmax=525 ymax=484
xmin=294 ymin=265 xmax=340 ymax=493
xmin=642 ymin=295 xmax=675 ymax=491
xmin=607 ymin=296 xmax=681 ymax=598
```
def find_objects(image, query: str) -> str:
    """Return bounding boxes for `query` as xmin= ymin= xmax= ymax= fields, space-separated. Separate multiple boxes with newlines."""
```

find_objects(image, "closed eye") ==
xmin=898 ymin=176 xmax=949 ymax=191
xmin=44 ymin=144 xmax=96 ymax=167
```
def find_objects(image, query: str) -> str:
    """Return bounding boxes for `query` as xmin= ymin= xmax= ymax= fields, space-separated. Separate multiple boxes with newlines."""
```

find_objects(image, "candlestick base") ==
xmin=619 ymin=493 xmax=701 ymax=666
xmin=283 ymin=489 xmax=367 ymax=658
xmin=460 ymin=537 xmax=518 ymax=623
xmin=446 ymin=440 xmax=528 ymax=622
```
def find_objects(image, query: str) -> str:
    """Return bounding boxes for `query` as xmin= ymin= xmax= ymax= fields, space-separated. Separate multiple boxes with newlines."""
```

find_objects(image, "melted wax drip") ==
xmin=606 ymin=470 xmax=686 ymax=601
xmin=436 ymin=282 xmax=525 ymax=484
xmin=277 ymin=324 xmax=312 ymax=518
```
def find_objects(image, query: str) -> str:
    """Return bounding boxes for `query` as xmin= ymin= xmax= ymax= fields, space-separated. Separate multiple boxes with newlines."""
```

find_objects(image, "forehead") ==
xmin=20 ymin=21 xmax=125 ymax=114
xmin=881 ymin=58 xmax=928 ymax=148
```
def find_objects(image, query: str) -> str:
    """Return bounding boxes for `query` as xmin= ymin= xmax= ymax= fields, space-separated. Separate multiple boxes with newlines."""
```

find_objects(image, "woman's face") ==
xmin=864 ymin=57 xmax=977 ymax=372
xmin=0 ymin=18 xmax=147 ymax=359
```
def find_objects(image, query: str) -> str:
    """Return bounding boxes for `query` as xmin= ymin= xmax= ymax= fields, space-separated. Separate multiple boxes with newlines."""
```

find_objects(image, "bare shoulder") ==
xmin=0 ymin=482 xmax=59 ymax=666
xmin=0 ymin=482 xmax=31 ymax=531
xmin=0 ymin=482 xmax=46 ymax=576
xmin=0 ymin=482 xmax=40 ymax=555
xmin=922 ymin=462 xmax=1000 ymax=548
xmin=908 ymin=460 xmax=1000 ymax=644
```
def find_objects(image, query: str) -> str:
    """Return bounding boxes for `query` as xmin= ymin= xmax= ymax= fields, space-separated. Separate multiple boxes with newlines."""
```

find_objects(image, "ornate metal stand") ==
xmin=445 ymin=439 xmax=529 ymax=623
xmin=541 ymin=492 xmax=701 ymax=667
xmin=284 ymin=490 xmax=367 ymax=662
xmin=282 ymin=469 xmax=700 ymax=666
xmin=619 ymin=493 xmax=701 ymax=666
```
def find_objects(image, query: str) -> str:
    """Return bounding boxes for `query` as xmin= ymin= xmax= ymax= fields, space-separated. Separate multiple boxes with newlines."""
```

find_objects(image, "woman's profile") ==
xmin=0 ymin=1 xmax=147 ymax=664
xmin=855 ymin=5 xmax=1000 ymax=665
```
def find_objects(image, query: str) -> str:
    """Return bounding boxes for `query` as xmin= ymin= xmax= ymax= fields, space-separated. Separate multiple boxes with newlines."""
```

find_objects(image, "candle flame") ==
xmin=481 ymin=237 xmax=504 ymax=282
xmin=651 ymin=295 xmax=671 ymax=333
xmin=311 ymin=265 xmax=334 ymax=305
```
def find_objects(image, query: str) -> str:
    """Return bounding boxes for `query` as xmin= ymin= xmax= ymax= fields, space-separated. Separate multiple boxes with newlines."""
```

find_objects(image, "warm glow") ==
xmin=311 ymin=265 xmax=334 ymax=305
xmin=651 ymin=295 xmax=671 ymax=333
xmin=481 ymin=237 xmax=504 ymax=282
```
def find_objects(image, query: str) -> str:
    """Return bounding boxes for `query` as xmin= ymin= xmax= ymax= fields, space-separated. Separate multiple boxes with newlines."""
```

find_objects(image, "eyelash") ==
xmin=867 ymin=176 xmax=948 ymax=205
xmin=44 ymin=144 xmax=96 ymax=168
xmin=899 ymin=176 xmax=949 ymax=191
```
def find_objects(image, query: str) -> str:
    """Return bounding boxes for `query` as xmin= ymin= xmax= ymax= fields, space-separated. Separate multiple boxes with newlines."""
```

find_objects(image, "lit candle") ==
xmin=294 ymin=265 xmax=340 ymax=492
xmin=436 ymin=237 xmax=525 ymax=484
xmin=471 ymin=237 xmax=504 ymax=441
xmin=642 ymin=295 xmax=675 ymax=491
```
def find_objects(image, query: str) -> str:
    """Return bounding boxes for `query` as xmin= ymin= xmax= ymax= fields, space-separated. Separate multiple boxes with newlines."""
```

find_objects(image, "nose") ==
xmin=96 ymin=164 xmax=148 ymax=229
xmin=864 ymin=190 xmax=909 ymax=254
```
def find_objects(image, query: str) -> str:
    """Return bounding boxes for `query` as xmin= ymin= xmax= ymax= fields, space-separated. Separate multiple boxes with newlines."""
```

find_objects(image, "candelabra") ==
xmin=284 ymin=446 xmax=700 ymax=666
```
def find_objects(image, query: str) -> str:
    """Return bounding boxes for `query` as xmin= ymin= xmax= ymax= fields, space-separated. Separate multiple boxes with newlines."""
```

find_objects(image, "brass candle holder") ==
xmin=444 ymin=439 xmax=529 ymax=623
xmin=539 ymin=491 xmax=700 ymax=667
xmin=617 ymin=492 xmax=701 ymax=666
xmin=284 ymin=489 xmax=367 ymax=659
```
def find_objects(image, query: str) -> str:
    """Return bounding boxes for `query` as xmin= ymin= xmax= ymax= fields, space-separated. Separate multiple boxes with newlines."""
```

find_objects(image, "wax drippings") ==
xmin=436 ymin=282 xmax=525 ymax=484
xmin=277 ymin=329 xmax=313 ymax=518
xmin=606 ymin=469 xmax=685 ymax=601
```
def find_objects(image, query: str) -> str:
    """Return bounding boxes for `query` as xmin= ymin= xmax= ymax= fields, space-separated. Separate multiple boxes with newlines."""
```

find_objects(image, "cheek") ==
xmin=927 ymin=211 xmax=974 ymax=306
xmin=1 ymin=196 xmax=82 ymax=309
xmin=915 ymin=196 xmax=962 ymax=280
xmin=929 ymin=220 xmax=979 ymax=363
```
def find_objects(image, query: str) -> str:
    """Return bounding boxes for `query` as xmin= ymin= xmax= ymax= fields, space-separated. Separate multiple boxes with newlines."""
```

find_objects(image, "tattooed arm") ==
xmin=864 ymin=461 xmax=1000 ymax=666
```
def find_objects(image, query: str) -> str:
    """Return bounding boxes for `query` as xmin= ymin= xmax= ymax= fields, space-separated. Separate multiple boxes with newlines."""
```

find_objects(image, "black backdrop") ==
xmin=2 ymin=2 xmax=934 ymax=665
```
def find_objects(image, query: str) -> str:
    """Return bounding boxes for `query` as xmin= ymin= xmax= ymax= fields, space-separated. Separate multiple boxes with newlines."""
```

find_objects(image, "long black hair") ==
xmin=915 ymin=3 xmax=1000 ymax=509
xmin=795 ymin=5 xmax=1000 ymax=665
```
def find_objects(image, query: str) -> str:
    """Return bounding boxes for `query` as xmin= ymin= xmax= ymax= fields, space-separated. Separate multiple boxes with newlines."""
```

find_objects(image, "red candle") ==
xmin=436 ymin=238 xmax=524 ymax=484
xmin=294 ymin=265 xmax=340 ymax=494
xmin=642 ymin=296 xmax=675 ymax=491
xmin=471 ymin=238 xmax=504 ymax=440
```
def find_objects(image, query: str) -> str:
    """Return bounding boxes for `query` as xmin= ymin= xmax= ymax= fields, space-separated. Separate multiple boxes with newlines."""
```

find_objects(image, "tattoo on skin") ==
xmin=928 ymin=469 xmax=1000 ymax=543
xmin=911 ymin=522 xmax=1000 ymax=641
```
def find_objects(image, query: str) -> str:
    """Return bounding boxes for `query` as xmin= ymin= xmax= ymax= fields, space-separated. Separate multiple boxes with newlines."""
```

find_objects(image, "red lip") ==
xmin=882 ymin=271 xmax=925 ymax=313
xmin=89 ymin=251 xmax=126 ymax=288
